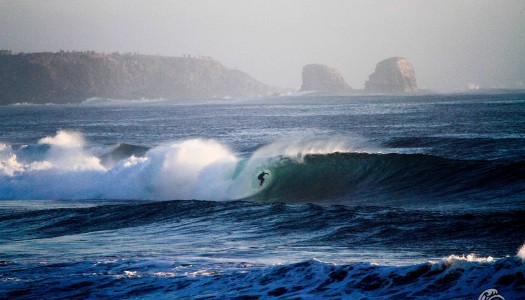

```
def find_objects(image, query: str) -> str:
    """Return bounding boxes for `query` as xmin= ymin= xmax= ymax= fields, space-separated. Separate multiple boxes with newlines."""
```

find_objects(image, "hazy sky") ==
xmin=1 ymin=0 xmax=524 ymax=91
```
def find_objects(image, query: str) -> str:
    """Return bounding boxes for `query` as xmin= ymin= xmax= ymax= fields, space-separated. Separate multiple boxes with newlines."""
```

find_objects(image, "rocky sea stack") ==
xmin=0 ymin=51 xmax=273 ymax=104
xmin=300 ymin=64 xmax=351 ymax=94
xmin=365 ymin=57 xmax=417 ymax=93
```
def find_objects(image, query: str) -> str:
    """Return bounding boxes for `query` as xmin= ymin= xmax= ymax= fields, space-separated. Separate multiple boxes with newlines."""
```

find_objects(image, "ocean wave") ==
xmin=1 ymin=252 xmax=523 ymax=299
xmin=1 ymin=200 xmax=523 ymax=259
xmin=81 ymin=97 xmax=170 ymax=105
xmin=0 ymin=131 xmax=368 ymax=201
xmin=252 ymin=152 xmax=525 ymax=207
xmin=1 ymin=197 xmax=523 ymax=298
xmin=0 ymin=130 xmax=523 ymax=207
xmin=165 ymin=254 xmax=524 ymax=299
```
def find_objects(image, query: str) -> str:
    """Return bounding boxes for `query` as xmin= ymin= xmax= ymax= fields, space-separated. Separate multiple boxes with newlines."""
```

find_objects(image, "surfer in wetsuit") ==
xmin=257 ymin=172 xmax=269 ymax=186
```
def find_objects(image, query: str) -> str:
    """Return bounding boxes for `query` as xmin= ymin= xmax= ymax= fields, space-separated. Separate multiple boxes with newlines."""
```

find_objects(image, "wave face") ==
xmin=254 ymin=152 xmax=524 ymax=207
xmin=1 ymin=200 xmax=522 ymax=258
xmin=1 ymin=131 xmax=523 ymax=211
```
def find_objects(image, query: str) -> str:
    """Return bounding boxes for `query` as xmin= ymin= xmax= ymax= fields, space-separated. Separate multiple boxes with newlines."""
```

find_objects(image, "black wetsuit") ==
xmin=258 ymin=172 xmax=269 ymax=186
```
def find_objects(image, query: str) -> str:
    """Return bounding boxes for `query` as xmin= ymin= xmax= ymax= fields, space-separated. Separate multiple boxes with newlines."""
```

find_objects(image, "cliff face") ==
xmin=365 ymin=57 xmax=417 ymax=93
xmin=0 ymin=52 xmax=272 ymax=104
xmin=300 ymin=64 xmax=351 ymax=94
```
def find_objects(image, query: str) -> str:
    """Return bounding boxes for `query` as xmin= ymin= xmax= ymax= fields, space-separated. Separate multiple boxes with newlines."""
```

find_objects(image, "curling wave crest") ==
xmin=1 ymin=130 xmax=523 ymax=208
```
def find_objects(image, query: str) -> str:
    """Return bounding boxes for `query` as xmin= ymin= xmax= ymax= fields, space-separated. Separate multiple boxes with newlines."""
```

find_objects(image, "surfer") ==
xmin=257 ymin=171 xmax=269 ymax=186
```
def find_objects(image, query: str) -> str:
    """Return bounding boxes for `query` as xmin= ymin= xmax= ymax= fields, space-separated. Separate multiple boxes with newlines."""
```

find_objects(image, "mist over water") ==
xmin=2 ymin=1 xmax=524 ymax=90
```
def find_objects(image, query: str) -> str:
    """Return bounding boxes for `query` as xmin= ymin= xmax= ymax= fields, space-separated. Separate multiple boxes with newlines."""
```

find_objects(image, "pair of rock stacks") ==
xmin=300 ymin=57 xmax=417 ymax=94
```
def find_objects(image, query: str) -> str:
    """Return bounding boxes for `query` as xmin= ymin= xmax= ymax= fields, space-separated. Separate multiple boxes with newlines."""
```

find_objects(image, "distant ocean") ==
xmin=1 ymin=93 xmax=524 ymax=299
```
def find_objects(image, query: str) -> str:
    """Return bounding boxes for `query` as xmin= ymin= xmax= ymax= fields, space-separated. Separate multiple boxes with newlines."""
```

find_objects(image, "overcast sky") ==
xmin=1 ymin=0 xmax=524 ymax=91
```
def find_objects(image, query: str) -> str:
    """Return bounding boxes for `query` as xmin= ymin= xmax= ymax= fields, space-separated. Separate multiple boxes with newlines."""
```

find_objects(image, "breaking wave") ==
xmin=0 ymin=130 xmax=523 ymax=209
xmin=1 ymin=248 xmax=523 ymax=299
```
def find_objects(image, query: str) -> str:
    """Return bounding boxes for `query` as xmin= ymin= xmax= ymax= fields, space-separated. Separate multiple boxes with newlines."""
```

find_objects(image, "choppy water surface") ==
xmin=1 ymin=93 xmax=524 ymax=299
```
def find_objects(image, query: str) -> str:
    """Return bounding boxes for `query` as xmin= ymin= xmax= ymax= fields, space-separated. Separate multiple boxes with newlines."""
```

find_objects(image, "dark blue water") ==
xmin=1 ymin=93 xmax=524 ymax=299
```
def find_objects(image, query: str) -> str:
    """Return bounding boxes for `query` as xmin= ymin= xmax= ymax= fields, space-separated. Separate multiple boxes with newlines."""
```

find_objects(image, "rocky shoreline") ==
xmin=0 ymin=51 xmax=274 ymax=104
xmin=0 ymin=51 xmax=423 ymax=104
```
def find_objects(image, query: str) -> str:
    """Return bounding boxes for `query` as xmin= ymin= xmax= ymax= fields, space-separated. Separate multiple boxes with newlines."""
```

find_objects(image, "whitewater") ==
xmin=1 ymin=93 xmax=524 ymax=299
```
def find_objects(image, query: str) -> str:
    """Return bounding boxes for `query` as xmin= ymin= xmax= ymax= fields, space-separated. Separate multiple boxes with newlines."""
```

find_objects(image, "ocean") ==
xmin=0 ymin=93 xmax=524 ymax=299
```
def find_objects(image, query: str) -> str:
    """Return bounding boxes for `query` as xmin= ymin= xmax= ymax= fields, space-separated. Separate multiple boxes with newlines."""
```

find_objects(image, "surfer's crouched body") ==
xmin=258 ymin=172 xmax=269 ymax=186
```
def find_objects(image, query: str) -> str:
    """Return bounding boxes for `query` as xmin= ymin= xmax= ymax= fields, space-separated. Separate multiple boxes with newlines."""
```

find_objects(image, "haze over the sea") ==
xmin=1 ymin=0 xmax=524 ymax=91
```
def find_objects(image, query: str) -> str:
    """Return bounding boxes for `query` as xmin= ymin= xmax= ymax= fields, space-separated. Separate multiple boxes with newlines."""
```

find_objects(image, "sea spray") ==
xmin=143 ymin=139 xmax=238 ymax=200
xmin=518 ymin=243 xmax=525 ymax=261
xmin=0 ymin=131 xmax=523 ymax=207
xmin=251 ymin=136 xmax=377 ymax=161
xmin=0 ymin=132 xmax=384 ymax=201
xmin=38 ymin=130 xmax=85 ymax=148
